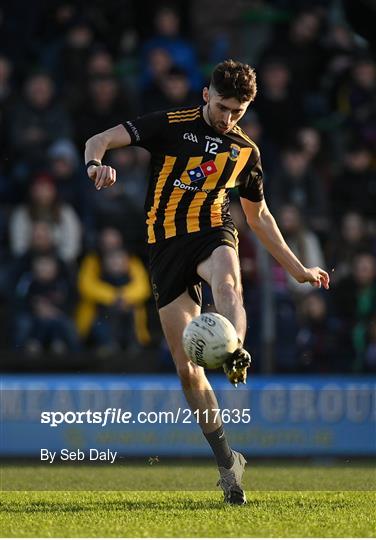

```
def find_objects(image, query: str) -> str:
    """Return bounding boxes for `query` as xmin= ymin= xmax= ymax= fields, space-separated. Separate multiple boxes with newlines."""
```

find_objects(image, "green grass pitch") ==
xmin=1 ymin=461 xmax=375 ymax=537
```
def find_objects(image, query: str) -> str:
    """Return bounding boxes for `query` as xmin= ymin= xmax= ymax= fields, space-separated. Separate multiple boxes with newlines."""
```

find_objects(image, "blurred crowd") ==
xmin=0 ymin=1 xmax=375 ymax=373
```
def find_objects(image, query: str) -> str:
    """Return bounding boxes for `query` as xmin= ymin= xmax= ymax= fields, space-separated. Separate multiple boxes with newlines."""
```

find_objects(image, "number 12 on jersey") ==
xmin=205 ymin=141 xmax=218 ymax=155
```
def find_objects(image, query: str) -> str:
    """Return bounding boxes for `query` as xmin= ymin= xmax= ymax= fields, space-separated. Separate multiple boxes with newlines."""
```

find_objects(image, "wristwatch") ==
xmin=86 ymin=159 xmax=102 ymax=169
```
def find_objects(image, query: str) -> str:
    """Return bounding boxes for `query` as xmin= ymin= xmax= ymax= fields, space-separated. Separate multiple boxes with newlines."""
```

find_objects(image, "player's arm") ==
xmin=240 ymin=198 xmax=330 ymax=289
xmin=85 ymin=124 xmax=131 ymax=190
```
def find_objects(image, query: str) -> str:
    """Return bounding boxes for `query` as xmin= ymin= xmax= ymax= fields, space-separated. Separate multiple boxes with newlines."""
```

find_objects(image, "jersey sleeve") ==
xmin=123 ymin=111 xmax=168 ymax=151
xmin=238 ymin=151 xmax=264 ymax=202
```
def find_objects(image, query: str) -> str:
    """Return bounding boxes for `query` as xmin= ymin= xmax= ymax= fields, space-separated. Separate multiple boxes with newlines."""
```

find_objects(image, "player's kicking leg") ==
xmin=197 ymin=245 xmax=252 ymax=386
xmin=159 ymin=290 xmax=247 ymax=504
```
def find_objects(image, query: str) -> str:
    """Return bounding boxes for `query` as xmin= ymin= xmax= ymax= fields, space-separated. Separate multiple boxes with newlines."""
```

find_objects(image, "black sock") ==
xmin=204 ymin=425 xmax=234 ymax=469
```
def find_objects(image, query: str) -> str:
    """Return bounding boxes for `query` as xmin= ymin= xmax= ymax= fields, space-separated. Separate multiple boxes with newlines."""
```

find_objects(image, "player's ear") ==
xmin=203 ymin=87 xmax=209 ymax=103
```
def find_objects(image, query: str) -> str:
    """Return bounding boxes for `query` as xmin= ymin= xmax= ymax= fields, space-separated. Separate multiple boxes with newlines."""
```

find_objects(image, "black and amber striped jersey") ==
xmin=124 ymin=105 xmax=264 ymax=244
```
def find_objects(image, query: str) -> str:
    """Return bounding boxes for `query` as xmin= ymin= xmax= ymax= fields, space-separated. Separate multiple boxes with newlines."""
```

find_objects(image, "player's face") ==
xmin=203 ymin=88 xmax=250 ymax=134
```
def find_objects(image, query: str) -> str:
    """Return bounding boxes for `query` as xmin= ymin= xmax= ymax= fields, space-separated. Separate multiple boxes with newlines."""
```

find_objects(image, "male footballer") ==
xmin=85 ymin=60 xmax=329 ymax=504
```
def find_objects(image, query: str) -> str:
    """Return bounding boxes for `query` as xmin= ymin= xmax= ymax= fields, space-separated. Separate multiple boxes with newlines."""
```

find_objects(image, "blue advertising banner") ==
xmin=1 ymin=374 xmax=375 ymax=457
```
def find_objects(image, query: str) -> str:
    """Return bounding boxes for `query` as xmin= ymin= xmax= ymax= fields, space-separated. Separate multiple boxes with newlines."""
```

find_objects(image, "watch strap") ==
xmin=86 ymin=159 xmax=102 ymax=169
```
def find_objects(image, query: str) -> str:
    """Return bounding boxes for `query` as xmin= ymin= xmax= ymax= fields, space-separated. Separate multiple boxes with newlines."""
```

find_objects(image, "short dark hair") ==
xmin=210 ymin=59 xmax=257 ymax=102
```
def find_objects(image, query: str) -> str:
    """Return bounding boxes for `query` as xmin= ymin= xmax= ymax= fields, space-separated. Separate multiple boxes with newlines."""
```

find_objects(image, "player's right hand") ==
xmin=88 ymin=165 xmax=116 ymax=190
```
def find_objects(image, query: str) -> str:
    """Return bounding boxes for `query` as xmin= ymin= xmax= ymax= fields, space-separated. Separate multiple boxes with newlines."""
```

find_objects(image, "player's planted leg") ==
xmin=159 ymin=293 xmax=230 ymax=434
xmin=159 ymin=291 xmax=247 ymax=501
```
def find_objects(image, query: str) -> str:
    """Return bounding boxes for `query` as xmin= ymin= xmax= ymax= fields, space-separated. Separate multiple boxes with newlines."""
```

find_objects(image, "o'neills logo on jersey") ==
xmin=229 ymin=143 xmax=241 ymax=161
xmin=205 ymin=135 xmax=223 ymax=144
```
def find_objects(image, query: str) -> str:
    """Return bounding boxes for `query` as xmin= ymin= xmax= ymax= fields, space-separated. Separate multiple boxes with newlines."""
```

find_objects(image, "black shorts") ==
xmin=149 ymin=226 xmax=238 ymax=309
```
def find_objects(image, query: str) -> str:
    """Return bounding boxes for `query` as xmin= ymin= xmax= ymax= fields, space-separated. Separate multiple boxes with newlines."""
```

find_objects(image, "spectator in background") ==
xmin=330 ymin=142 xmax=376 ymax=222
xmin=277 ymin=204 xmax=326 ymax=299
xmin=142 ymin=47 xmax=174 ymax=99
xmin=73 ymin=74 xmax=131 ymax=150
xmin=333 ymin=253 xmax=376 ymax=371
xmin=0 ymin=54 xmax=14 ymax=178
xmin=0 ymin=206 xmax=11 ymax=301
xmin=86 ymin=47 xmax=115 ymax=78
xmin=365 ymin=317 xmax=376 ymax=371
xmin=0 ymin=54 xmax=13 ymax=106
xmin=11 ymin=220 xmax=71 ymax=288
xmin=141 ymin=5 xmax=202 ymax=92
xmin=241 ymin=110 xmax=280 ymax=179
xmin=8 ymin=71 xmax=72 ymax=183
xmin=89 ymin=249 xmax=146 ymax=355
xmin=267 ymin=205 xmax=323 ymax=373
xmin=36 ymin=2 xmax=79 ymax=54
xmin=294 ymin=124 xmax=336 ymax=198
xmin=350 ymin=254 xmax=376 ymax=371
xmin=13 ymin=254 xmax=80 ymax=354
xmin=261 ymin=8 xmax=326 ymax=104
xmin=229 ymin=201 xmax=258 ymax=292
xmin=0 ymin=56 xmax=14 ymax=203
xmin=142 ymin=65 xmax=198 ymax=113
xmin=47 ymin=138 xmax=92 ymax=227
xmin=230 ymin=200 xmax=261 ymax=362
xmin=90 ymin=159 xmax=145 ymax=256
xmin=323 ymin=23 xmax=355 ymax=85
xmin=270 ymin=145 xmax=328 ymax=235
xmin=327 ymin=212 xmax=375 ymax=284
xmin=296 ymin=125 xmax=331 ymax=181
xmin=9 ymin=173 xmax=81 ymax=265
xmin=0 ymin=3 xmax=41 ymax=72
xmin=296 ymin=292 xmax=342 ymax=373
xmin=252 ymin=58 xmax=303 ymax=150
xmin=43 ymin=17 xmax=96 ymax=104
xmin=240 ymin=111 xmax=262 ymax=147
xmin=270 ymin=196 xmax=316 ymax=367
xmin=106 ymin=147 xmax=149 ymax=213
xmin=335 ymin=55 xmax=376 ymax=147
xmin=76 ymin=227 xmax=151 ymax=355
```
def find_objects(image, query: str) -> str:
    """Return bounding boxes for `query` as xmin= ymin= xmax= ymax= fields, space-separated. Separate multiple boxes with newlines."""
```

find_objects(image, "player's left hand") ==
xmin=297 ymin=266 xmax=330 ymax=289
